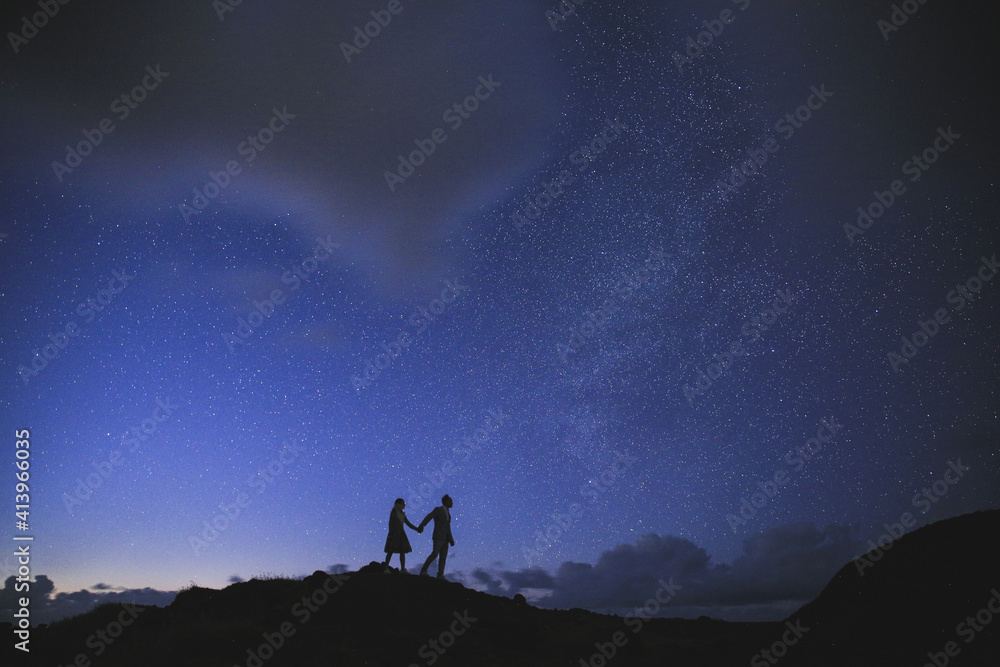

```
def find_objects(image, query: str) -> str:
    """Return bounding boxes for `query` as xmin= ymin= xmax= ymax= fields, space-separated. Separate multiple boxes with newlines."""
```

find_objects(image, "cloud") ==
xmin=9 ymin=0 xmax=569 ymax=285
xmin=0 ymin=524 xmax=862 ymax=626
xmin=481 ymin=522 xmax=863 ymax=620
xmin=0 ymin=575 xmax=176 ymax=626
xmin=470 ymin=568 xmax=506 ymax=596
xmin=499 ymin=566 xmax=556 ymax=591
xmin=0 ymin=574 xmax=54 ymax=611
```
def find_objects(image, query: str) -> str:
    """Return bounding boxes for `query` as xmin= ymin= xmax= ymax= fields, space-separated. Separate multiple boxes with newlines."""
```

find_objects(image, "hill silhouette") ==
xmin=788 ymin=508 xmax=1000 ymax=665
xmin=9 ymin=510 xmax=999 ymax=666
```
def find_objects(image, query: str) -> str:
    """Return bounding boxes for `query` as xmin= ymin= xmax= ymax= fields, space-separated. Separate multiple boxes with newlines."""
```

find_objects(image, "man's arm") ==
xmin=418 ymin=509 xmax=435 ymax=530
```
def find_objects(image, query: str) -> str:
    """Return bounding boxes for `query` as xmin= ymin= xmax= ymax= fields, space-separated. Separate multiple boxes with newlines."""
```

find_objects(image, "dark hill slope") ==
xmin=11 ymin=510 xmax=1000 ymax=666
xmin=26 ymin=566 xmax=772 ymax=666
xmin=784 ymin=508 xmax=1000 ymax=666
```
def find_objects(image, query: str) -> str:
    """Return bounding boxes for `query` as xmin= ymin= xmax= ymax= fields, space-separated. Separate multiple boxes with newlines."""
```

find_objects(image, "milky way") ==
xmin=1 ymin=0 xmax=997 ymax=623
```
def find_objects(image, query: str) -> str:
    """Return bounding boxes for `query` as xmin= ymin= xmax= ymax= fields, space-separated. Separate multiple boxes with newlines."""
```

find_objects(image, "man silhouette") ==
xmin=418 ymin=494 xmax=455 ymax=578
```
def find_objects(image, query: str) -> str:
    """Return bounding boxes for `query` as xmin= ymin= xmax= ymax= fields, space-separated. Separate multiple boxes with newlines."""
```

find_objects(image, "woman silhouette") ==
xmin=383 ymin=498 xmax=421 ymax=573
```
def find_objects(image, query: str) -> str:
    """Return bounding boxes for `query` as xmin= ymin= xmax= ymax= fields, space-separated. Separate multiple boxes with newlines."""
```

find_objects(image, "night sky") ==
xmin=2 ymin=0 xmax=998 ymax=624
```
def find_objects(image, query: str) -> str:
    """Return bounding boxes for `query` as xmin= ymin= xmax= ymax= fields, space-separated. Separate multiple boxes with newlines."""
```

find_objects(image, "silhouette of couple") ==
xmin=383 ymin=494 xmax=455 ymax=578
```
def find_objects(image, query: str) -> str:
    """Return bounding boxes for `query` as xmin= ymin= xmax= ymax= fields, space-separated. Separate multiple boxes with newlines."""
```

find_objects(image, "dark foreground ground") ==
xmin=7 ymin=509 xmax=999 ymax=666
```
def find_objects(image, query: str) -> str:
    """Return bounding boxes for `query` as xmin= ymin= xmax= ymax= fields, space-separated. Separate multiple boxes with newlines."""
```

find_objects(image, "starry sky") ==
xmin=1 ymin=0 xmax=998 ymax=623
